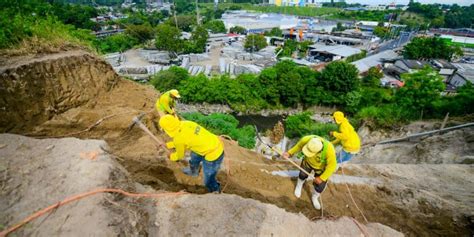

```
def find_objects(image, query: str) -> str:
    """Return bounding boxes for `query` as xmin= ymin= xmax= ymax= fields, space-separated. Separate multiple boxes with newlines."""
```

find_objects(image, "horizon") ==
xmin=343 ymin=0 xmax=473 ymax=6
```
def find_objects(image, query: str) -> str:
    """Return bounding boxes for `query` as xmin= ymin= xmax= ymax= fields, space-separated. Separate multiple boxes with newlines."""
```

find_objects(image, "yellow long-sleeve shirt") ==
xmin=331 ymin=118 xmax=361 ymax=153
xmin=288 ymin=135 xmax=336 ymax=181
xmin=155 ymin=91 xmax=176 ymax=115
xmin=166 ymin=121 xmax=224 ymax=162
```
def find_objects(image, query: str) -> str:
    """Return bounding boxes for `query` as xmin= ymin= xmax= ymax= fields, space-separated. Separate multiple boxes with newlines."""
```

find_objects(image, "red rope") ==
xmin=0 ymin=188 xmax=187 ymax=237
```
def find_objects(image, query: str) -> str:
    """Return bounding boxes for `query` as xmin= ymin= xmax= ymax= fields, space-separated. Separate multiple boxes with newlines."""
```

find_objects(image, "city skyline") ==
xmin=344 ymin=0 xmax=472 ymax=6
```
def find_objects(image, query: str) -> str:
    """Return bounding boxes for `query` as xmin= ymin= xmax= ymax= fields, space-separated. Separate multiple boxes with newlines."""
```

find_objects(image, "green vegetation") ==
xmin=0 ymin=1 xmax=96 ymax=53
xmin=204 ymin=20 xmax=226 ymax=33
xmin=181 ymin=112 xmax=256 ymax=149
xmin=244 ymin=34 xmax=268 ymax=52
xmin=229 ymin=26 xmax=247 ymax=34
xmin=285 ymin=112 xmax=337 ymax=139
xmin=277 ymin=39 xmax=312 ymax=58
xmin=264 ymin=27 xmax=283 ymax=37
xmin=155 ymin=24 xmax=182 ymax=54
xmin=330 ymin=10 xmax=399 ymax=22
xmin=345 ymin=50 xmax=367 ymax=63
xmin=94 ymin=34 xmax=138 ymax=53
xmin=403 ymin=37 xmax=463 ymax=61
xmin=362 ymin=67 xmax=384 ymax=87
xmin=150 ymin=66 xmax=189 ymax=92
xmin=407 ymin=1 xmax=474 ymax=28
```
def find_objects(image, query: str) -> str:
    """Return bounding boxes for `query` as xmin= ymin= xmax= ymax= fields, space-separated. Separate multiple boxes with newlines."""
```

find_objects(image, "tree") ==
xmin=403 ymin=36 xmax=463 ymax=61
xmin=204 ymin=20 xmax=226 ymax=33
xmin=395 ymin=66 xmax=445 ymax=117
xmin=363 ymin=67 xmax=384 ymax=87
xmin=244 ymin=34 xmax=267 ymax=52
xmin=229 ymin=25 xmax=246 ymax=34
xmin=264 ymin=27 xmax=283 ymax=37
xmin=320 ymin=61 xmax=360 ymax=94
xmin=125 ymin=24 xmax=154 ymax=43
xmin=165 ymin=15 xmax=196 ymax=32
xmin=155 ymin=24 xmax=182 ymax=54
xmin=373 ymin=26 xmax=389 ymax=38
xmin=150 ymin=66 xmax=189 ymax=92
xmin=332 ymin=22 xmax=346 ymax=32
xmin=187 ymin=25 xmax=208 ymax=53
xmin=94 ymin=33 xmax=138 ymax=53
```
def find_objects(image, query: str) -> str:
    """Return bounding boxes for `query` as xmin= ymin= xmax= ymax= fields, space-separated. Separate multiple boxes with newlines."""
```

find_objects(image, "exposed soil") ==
xmin=1 ymin=50 xmax=473 ymax=236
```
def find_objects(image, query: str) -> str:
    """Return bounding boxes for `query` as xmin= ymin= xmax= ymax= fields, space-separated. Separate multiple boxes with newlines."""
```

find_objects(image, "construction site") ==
xmin=0 ymin=49 xmax=473 ymax=237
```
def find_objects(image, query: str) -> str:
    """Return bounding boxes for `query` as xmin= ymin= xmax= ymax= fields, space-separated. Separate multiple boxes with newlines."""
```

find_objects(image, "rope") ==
xmin=340 ymin=164 xmax=369 ymax=223
xmin=0 ymin=188 xmax=187 ymax=237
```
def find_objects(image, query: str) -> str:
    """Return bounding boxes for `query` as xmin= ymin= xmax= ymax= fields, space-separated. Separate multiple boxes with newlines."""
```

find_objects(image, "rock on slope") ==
xmin=0 ymin=134 xmax=402 ymax=236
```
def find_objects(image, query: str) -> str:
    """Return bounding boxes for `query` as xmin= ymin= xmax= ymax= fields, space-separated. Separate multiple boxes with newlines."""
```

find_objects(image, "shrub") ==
xmin=285 ymin=112 xmax=337 ymax=139
xmin=150 ymin=66 xmax=189 ymax=92
xmin=181 ymin=112 xmax=256 ymax=148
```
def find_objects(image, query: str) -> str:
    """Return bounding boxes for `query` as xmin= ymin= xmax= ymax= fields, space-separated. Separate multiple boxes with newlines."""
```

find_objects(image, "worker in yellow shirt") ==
xmin=159 ymin=115 xmax=224 ymax=193
xmin=330 ymin=111 xmax=361 ymax=164
xmin=282 ymin=135 xmax=336 ymax=210
xmin=156 ymin=89 xmax=180 ymax=116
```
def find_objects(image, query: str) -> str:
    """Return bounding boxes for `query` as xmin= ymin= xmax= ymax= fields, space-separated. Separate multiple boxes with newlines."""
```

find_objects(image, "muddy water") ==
xmin=233 ymin=114 xmax=285 ymax=132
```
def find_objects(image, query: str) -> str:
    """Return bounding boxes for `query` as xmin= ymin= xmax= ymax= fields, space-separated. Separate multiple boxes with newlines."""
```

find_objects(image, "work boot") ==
xmin=182 ymin=167 xmax=198 ymax=177
xmin=294 ymin=178 xmax=305 ymax=198
xmin=311 ymin=192 xmax=321 ymax=210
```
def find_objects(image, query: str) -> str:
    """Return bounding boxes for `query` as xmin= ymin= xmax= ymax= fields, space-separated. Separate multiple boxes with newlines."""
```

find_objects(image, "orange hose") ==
xmin=0 ymin=188 xmax=187 ymax=237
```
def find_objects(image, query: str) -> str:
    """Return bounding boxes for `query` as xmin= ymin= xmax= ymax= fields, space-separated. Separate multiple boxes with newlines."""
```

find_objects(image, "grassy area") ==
xmin=441 ymin=38 xmax=474 ymax=49
xmin=200 ymin=3 xmax=341 ymax=17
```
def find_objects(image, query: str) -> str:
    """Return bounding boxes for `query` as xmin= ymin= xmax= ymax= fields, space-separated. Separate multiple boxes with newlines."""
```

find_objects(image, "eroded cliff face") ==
xmin=0 ymin=50 xmax=120 ymax=132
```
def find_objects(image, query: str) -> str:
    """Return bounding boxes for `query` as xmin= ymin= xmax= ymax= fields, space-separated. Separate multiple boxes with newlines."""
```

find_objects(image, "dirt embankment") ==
xmin=0 ymin=50 xmax=120 ymax=132
xmin=1 ymin=50 xmax=472 ymax=236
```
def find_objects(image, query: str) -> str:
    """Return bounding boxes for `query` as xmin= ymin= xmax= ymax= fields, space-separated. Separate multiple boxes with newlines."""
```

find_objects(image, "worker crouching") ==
xmin=330 ymin=111 xmax=361 ymax=164
xmin=283 ymin=135 xmax=336 ymax=209
xmin=156 ymin=89 xmax=180 ymax=116
xmin=159 ymin=115 xmax=224 ymax=193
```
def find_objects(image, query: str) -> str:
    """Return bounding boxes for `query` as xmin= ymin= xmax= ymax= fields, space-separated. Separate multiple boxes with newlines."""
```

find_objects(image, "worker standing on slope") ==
xmin=159 ymin=115 xmax=224 ymax=193
xmin=156 ymin=89 xmax=180 ymax=116
xmin=282 ymin=136 xmax=336 ymax=209
xmin=330 ymin=111 xmax=361 ymax=164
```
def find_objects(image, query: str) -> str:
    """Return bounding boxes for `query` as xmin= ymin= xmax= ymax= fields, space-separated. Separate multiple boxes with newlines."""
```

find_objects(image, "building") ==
xmin=351 ymin=50 xmax=399 ymax=74
xmin=450 ymin=63 xmax=474 ymax=89
xmin=394 ymin=59 xmax=428 ymax=73
xmin=366 ymin=5 xmax=387 ymax=11
xmin=309 ymin=44 xmax=362 ymax=62
xmin=430 ymin=59 xmax=457 ymax=82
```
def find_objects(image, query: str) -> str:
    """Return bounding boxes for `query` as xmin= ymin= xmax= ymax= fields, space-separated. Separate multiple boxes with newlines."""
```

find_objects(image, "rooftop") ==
xmin=351 ymin=50 xmax=399 ymax=73
xmin=310 ymin=45 xmax=362 ymax=58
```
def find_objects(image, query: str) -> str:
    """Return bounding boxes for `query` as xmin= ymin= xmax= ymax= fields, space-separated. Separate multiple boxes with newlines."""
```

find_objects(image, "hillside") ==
xmin=0 ymin=50 xmax=473 ymax=236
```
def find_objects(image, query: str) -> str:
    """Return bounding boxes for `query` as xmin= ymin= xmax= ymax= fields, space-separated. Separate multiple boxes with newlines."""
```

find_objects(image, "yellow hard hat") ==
xmin=333 ymin=111 xmax=345 ymax=124
xmin=170 ymin=89 xmax=181 ymax=99
xmin=302 ymin=138 xmax=323 ymax=157
xmin=159 ymin=115 xmax=181 ymax=137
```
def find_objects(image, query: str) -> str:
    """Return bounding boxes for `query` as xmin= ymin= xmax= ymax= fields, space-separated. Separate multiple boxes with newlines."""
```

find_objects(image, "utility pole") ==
xmin=172 ymin=0 xmax=178 ymax=29
xmin=196 ymin=0 xmax=200 ymax=26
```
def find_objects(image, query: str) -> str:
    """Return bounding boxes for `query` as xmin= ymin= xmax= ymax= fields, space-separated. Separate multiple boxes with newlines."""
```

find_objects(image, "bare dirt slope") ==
xmin=1 ymin=50 xmax=472 ymax=236
xmin=0 ymin=134 xmax=402 ymax=236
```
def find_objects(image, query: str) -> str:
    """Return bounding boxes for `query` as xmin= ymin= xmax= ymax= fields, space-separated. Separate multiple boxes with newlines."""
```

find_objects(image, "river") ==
xmin=232 ymin=114 xmax=285 ymax=132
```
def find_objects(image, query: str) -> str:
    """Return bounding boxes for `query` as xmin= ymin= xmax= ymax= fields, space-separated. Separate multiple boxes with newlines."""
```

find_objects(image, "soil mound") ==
xmin=0 ymin=134 xmax=403 ymax=236
xmin=0 ymin=50 xmax=119 ymax=132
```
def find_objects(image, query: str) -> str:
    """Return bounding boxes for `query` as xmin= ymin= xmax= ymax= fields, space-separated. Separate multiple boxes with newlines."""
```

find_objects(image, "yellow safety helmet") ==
xmin=302 ymin=138 xmax=323 ymax=157
xmin=159 ymin=115 xmax=181 ymax=137
xmin=333 ymin=111 xmax=345 ymax=124
xmin=169 ymin=89 xmax=181 ymax=99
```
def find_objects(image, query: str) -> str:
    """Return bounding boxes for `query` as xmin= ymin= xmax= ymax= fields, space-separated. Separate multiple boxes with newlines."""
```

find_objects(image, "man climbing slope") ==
xmin=159 ymin=115 xmax=224 ymax=193
xmin=330 ymin=111 xmax=361 ymax=164
xmin=282 ymin=136 xmax=336 ymax=209
xmin=156 ymin=89 xmax=180 ymax=116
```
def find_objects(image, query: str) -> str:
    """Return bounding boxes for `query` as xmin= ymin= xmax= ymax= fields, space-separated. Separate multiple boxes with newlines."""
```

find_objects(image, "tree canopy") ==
xmin=244 ymin=34 xmax=267 ymax=52
xmin=204 ymin=20 xmax=226 ymax=33
xmin=403 ymin=36 xmax=463 ymax=61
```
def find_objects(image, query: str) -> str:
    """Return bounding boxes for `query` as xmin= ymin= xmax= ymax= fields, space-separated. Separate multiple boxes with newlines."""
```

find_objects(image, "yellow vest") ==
xmin=288 ymin=135 xmax=337 ymax=181
xmin=167 ymin=121 xmax=224 ymax=162
xmin=155 ymin=91 xmax=176 ymax=114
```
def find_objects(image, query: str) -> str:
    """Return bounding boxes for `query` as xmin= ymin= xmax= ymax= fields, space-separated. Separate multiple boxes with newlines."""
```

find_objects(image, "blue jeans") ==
xmin=189 ymin=151 xmax=224 ymax=192
xmin=337 ymin=150 xmax=354 ymax=163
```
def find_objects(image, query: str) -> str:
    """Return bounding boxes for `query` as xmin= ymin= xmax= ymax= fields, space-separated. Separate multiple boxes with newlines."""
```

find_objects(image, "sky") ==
xmin=343 ymin=0 xmax=473 ymax=6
